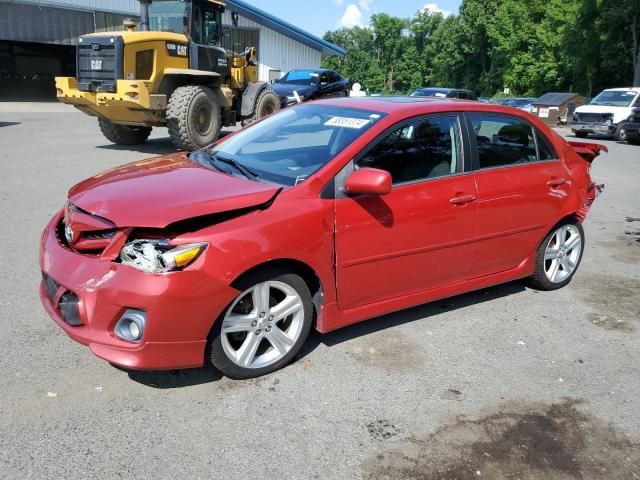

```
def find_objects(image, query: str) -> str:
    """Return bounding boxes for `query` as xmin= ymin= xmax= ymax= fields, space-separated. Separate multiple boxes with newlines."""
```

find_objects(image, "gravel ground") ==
xmin=0 ymin=104 xmax=638 ymax=479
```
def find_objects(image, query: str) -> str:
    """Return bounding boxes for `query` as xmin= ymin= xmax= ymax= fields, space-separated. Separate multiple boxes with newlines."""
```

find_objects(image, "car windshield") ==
xmin=281 ymin=71 xmax=321 ymax=86
xmin=590 ymin=90 xmax=638 ymax=107
xmin=206 ymin=104 xmax=386 ymax=186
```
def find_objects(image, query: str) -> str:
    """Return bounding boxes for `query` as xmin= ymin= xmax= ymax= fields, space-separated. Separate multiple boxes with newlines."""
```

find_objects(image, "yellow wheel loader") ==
xmin=55 ymin=0 xmax=280 ymax=150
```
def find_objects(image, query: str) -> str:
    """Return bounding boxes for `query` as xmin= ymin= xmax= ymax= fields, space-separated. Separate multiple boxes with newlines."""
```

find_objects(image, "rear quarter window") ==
xmin=536 ymin=131 xmax=559 ymax=160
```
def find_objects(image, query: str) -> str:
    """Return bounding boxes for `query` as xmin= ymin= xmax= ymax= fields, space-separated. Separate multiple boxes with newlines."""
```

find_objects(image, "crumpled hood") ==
xmin=67 ymin=154 xmax=280 ymax=228
xmin=270 ymin=83 xmax=318 ymax=99
xmin=574 ymin=104 xmax=634 ymax=124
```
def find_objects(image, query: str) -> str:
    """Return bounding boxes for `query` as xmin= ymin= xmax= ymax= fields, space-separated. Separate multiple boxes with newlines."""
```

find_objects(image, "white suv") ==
xmin=572 ymin=87 xmax=640 ymax=141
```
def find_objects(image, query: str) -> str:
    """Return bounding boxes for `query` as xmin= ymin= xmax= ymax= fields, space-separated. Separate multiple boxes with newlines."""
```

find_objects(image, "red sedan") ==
xmin=39 ymin=98 xmax=605 ymax=379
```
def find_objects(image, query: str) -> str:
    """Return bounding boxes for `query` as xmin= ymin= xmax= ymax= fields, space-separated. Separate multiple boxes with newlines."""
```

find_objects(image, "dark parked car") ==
xmin=271 ymin=69 xmax=349 ymax=107
xmin=410 ymin=87 xmax=477 ymax=101
xmin=623 ymin=107 xmax=640 ymax=145
xmin=498 ymin=97 xmax=536 ymax=113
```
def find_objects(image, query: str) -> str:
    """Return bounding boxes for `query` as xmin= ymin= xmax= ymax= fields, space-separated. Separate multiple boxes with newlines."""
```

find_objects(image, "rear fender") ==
xmin=564 ymin=141 xmax=606 ymax=219
xmin=567 ymin=141 xmax=608 ymax=163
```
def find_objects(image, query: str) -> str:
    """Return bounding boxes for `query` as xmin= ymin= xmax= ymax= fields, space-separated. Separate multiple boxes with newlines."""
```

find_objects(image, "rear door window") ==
xmin=469 ymin=114 xmax=538 ymax=169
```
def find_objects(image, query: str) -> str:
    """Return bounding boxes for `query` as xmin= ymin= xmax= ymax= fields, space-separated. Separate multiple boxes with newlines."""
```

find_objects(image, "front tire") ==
xmin=574 ymin=131 xmax=589 ymax=139
xmin=614 ymin=125 xmax=626 ymax=141
xmin=529 ymin=219 xmax=584 ymax=291
xmin=98 ymin=118 xmax=151 ymax=145
xmin=251 ymin=89 xmax=280 ymax=122
xmin=167 ymin=85 xmax=221 ymax=151
xmin=208 ymin=270 xmax=313 ymax=379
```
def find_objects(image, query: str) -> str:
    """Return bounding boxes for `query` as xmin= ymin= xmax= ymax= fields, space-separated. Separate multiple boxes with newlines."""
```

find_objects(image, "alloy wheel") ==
xmin=544 ymin=224 xmax=582 ymax=283
xmin=221 ymin=281 xmax=305 ymax=369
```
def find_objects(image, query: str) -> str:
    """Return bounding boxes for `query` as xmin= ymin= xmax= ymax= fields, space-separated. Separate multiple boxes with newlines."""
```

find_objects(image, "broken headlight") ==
xmin=119 ymin=240 xmax=207 ymax=273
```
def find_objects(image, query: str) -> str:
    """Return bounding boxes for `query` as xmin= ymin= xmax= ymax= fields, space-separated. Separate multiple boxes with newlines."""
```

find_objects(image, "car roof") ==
xmin=414 ymin=87 xmax=474 ymax=93
xmin=600 ymin=87 xmax=640 ymax=92
xmin=312 ymin=96 xmax=527 ymax=116
xmin=286 ymin=68 xmax=332 ymax=74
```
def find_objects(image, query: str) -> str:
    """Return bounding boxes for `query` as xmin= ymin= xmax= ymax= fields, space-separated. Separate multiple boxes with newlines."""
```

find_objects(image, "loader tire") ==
xmin=98 ymin=118 xmax=151 ymax=145
xmin=251 ymin=89 xmax=280 ymax=123
xmin=167 ymin=85 xmax=221 ymax=151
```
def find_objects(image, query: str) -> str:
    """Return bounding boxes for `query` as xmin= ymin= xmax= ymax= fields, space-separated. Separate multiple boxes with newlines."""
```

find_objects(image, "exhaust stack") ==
xmin=139 ymin=0 xmax=151 ymax=32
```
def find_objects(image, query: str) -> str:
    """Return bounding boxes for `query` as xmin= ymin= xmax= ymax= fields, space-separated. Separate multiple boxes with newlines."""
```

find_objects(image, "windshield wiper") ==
xmin=209 ymin=152 xmax=260 ymax=181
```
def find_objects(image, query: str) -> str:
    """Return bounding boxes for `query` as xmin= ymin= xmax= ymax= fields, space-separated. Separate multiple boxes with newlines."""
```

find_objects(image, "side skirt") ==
xmin=318 ymin=254 xmax=535 ymax=333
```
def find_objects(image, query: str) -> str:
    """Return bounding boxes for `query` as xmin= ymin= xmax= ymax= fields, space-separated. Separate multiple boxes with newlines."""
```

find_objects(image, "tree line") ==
xmin=321 ymin=0 xmax=640 ymax=98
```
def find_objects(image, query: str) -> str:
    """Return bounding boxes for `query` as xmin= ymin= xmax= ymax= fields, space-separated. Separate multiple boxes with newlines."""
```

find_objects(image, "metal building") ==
xmin=0 ymin=0 xmax=344 ymax=99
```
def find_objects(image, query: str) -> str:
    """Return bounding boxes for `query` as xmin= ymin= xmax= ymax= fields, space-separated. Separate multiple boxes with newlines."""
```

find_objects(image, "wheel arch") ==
xmin=240 ymin=81 xmax=269 ymax=117
xmin=160 ymin=72 xmax=233 ymax=109
xmin=230 ymin=258 xmax=326 ymax=331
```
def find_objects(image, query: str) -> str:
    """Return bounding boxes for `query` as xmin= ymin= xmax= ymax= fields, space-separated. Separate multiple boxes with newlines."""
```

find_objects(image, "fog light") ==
xmin=128 ymin=321 xmax=140 ymax=339
xmin=114 ymin=309 xmax=146 ymax=343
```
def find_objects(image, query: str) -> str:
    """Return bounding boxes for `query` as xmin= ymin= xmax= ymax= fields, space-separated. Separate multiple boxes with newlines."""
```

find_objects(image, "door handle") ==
xmin=449 ymin=194 xmax=476 ymax=205
xmin=547 ymin=177 xmax=567 ymax=187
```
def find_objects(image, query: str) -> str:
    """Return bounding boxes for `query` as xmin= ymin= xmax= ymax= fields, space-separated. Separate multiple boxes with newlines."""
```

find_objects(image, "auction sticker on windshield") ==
xmin=325 ymin=117 xmax=371 ymax=129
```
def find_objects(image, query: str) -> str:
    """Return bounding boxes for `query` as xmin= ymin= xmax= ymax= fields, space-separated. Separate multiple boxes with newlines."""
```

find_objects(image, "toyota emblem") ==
xmin=64 ymin=223 xmax=74 ymax=243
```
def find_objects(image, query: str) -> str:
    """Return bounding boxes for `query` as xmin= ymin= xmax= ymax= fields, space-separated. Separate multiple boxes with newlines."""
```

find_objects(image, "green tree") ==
xmin=320 ymin=0 xmax=640 ymax=97
xmin=370 ymin=13 xmax=408 ymax=92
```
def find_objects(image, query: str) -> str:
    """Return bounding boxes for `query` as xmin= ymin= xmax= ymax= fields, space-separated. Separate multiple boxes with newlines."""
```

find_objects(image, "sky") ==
xmin=246 ymin=0 xmax=463 ymax=38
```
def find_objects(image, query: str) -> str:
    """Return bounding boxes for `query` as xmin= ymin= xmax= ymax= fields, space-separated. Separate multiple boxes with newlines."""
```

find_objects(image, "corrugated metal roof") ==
xmin=533 ymin=92 xmax=580 ymax=106
xmin=226 ymin=0 xmax=345 ymax=57
xmin=10 ymin=0 xmax=139 ymax=15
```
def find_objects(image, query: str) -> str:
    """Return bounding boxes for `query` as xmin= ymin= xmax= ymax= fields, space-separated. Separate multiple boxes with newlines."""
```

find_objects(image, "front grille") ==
xmin=81 ymin=230 xmax=116 ymax=240
xmin=576 ymin=112 xmax=612 ymax=123
xmin=77 ymin=35 xmax=124 ymax=93
xmin=55 ymin=219 xmax=70 ymax=249
xmin=42 ymin=272 xmax=59 ymax=301
xmin=59 ymin=291 xmax=83 ymax=327
xmin=41 ymin=272 xmax=83 ymax=326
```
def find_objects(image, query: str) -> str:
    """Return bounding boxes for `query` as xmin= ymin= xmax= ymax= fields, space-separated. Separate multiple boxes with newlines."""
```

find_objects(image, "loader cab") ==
xmin=149 ymin=0 xmax=228 ymax=77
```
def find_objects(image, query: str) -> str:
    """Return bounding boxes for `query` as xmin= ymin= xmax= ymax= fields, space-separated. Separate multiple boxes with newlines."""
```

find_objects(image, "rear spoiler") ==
xmin=567 ymin=141 xmax=609 ymax=163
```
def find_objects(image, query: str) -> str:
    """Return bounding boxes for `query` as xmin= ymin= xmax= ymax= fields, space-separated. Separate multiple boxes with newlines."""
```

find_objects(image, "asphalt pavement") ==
xmin=0 ymin=103 xmax=639 ymax=479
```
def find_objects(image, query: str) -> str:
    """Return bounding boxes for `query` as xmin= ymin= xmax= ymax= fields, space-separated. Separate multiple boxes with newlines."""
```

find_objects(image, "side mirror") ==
xmin=344 ymin=168 xmax=392 ymax=196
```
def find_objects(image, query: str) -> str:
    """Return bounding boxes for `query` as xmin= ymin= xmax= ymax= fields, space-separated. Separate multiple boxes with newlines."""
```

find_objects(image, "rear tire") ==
xmin=207 ymin=269 xmax=312 ymax=379
xmin=529 ymin=218 xmax=584 ymax=291
xmin=574 ymin=131 xmax=588 ymax=138
xmin=167 ymin=85 xmax=221 ymax=151
xmin=98 ymin=118 xmax=151 ymax=145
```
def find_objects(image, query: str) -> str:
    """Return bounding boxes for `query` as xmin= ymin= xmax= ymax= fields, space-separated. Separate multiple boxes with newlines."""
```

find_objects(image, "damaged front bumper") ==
xmin=571 ymin=121 xmax=617 ymax=136
xmin=39 ymin=211 xmax=238 ymax=370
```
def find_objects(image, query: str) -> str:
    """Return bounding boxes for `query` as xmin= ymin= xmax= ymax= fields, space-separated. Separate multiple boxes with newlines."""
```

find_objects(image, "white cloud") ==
xmin=422 ymin=2 xmax=452 ymax=17
xmin=358 ymin=0 xmax=371 ymax=12
xmin=338 ymin=0 xmax=374 ymax=28
xmin=339 ymin=4 xmax=364 ymax=27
